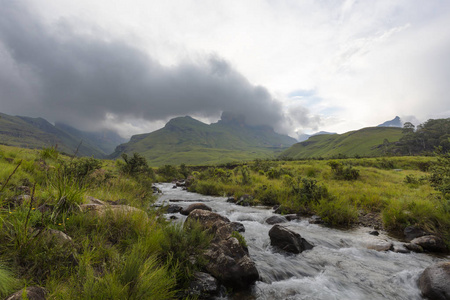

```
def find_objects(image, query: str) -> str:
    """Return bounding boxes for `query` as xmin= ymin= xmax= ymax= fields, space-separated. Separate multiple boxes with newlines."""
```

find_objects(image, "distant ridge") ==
xmin=297 ymin=131 xmax=337 ymax=142
xmin=111 ymin=113 xmax=298 ymax=166
xmin=281 ymin=126 xmax=403 ymax=159
xmin=0 ymin=112 xmax=125 ymax=157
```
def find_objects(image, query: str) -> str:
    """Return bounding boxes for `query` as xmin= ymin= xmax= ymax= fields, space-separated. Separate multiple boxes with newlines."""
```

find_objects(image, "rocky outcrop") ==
xmin=265 ymin=215 xmax=288 ymax=225
xmin=419 ymin=261 xmax=450 ymax=300
xmin=180 ymin=203 xmax=212 ymax=216
xmin=409 ymin=235 xmax=447 ymax=253
xmin=269 ymin=225 xmax=313 ymax=254
xmin=188 ymin=272 xmax=219 ymax=299
xmin=6 ymin=286 xmax=47 ymax=300
xmin=186 ymin=209 xmax=259 ymax=290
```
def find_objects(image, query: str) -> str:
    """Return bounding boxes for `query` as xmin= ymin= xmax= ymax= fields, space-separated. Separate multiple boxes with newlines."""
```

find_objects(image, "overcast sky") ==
xmin=1 ymin=0 xmax=449 ymax=138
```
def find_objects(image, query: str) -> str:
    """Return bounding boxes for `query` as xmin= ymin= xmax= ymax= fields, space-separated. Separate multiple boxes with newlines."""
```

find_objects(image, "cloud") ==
xmin=0 ymin=0 xmax=314 ymax=137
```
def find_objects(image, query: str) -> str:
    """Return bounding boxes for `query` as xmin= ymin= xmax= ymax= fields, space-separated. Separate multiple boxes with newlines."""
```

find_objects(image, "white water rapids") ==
xmin=155 ymin=183 xmax=448 ymax=300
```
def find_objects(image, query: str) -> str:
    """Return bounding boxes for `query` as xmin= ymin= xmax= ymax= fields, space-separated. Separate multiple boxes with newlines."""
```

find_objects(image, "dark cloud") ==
xmin=0 ymin=0 xmax=290 ymax=134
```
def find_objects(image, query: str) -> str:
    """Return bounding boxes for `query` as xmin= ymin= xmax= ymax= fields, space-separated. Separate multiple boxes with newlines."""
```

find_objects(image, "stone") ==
xmin=269 ymin=225 xmax=313 ymax=254
xmin=86 ymin=196 xmax=106 ymax=205
xmin=404 ymin=243 xmax=424 ymax=253
xmin=369 ymin=231 xmax=379 ymax=236
xmin=393 ymin=244 xmax=410 ymax=254
xmin=6 ymin=286 xmax=47 ymax=300
xmin=230 ymin=221 xmax=245 ymax=233
xmin=309 ymin=215 xmax=324 ymax=224
xmin=185 ymin=210 xmax=259 ymax=290
xmin=166 ymin=205 xmax=183 ymax=214
xmin=227 ymin=197 xmax=236 ymax=203
xmin=418 ymin=261 xmax=450 ymax=300
xmin=404 ymin=226 xmax=429 ymax=241
xmin=265 ymin=215 xmax=288 ymax=225
xmin=410 ymin=235 xmax=447 ymax=253
xmin=180 ymin=203 xmax=212 ymax=216
xmin=284 ymin=214 xmax=301 ymax=221
xmin=366 ymin=241 xmax=393 ymax=252
xmin=188 ymin=272 xmax=219 ymax=299
xmin=80 ymin=204 xmax=148 ymax=220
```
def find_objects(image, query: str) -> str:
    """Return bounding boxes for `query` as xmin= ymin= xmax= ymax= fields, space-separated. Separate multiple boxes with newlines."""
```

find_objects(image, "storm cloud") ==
xmin=0 ymin=0 xmax=311 ymax=136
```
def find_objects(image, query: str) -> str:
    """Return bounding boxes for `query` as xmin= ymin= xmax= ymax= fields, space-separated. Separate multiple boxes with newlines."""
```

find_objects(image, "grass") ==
xmin=188 ymin=156 xmax=450 ymax=245
xmin=0 ymin=144 xmax=212 ymax=298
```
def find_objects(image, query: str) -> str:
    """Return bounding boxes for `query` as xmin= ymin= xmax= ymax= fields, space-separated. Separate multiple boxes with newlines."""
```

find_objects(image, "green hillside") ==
xmin=281 ymin=127 xmax=403 ymax=159
xmin=111 ymin=115 xmax=297 ymax=166
xmin=0 ymin=112 xmax=118 ymax=157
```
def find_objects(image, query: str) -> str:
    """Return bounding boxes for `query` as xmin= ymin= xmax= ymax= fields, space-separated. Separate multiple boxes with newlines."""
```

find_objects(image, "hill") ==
xmin=111 ymin=113 xmax=297 ymax=166
xmin=280 ymin=127 xmax=404 ymax=159
xmin=377 ymin=116 xmax=402 ymax=128
xmin=0 ymin=112 xmax=125 ymax=157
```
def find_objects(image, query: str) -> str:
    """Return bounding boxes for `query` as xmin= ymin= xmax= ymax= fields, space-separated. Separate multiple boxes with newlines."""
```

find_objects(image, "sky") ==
xmin=1 ymin=0 xmax=449 ymax=139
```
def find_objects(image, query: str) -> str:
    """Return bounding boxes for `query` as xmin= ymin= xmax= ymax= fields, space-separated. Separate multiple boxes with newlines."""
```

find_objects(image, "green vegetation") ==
xmin=188 ymin=156 xmax=450 ymax=244
xmin=0 ymin=145 xmax=210 ymax=298
xmin=281 ymin=127 xmax=404 ymax=159
xmin=111 ymin=115 xmax=297 ymax=166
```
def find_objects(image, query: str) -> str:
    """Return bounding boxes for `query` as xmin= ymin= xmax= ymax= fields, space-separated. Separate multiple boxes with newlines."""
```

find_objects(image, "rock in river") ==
xmin=269 ymin=224 xmax=314 ymax=254
xmin=419 ymin=261 xmax=450 ymax=300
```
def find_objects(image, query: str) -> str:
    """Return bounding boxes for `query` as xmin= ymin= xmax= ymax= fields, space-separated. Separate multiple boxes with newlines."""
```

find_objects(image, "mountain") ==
xmin=111 ymin=113 xmax=297 ymax=166
xmin=297 ymin=131 xmax=337 ymax=142
xmin=377 ymin=116 xmax=402 ymax=128
xmin=280 ymin=127 xmax=404 ymax=159
xmin=0 ymin=112 xmax=125 ymax=157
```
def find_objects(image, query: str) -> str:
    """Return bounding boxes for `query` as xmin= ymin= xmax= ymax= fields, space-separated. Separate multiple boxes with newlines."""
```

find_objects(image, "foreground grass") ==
xmin=0 ymin=145 xmax=210 ymax=298
xmin=188 ymin=156 xmax=450 ymax=245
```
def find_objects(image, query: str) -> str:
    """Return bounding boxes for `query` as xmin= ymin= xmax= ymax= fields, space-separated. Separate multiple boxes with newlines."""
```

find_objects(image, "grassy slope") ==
xmin=0 ymin=113 xmax=106 ymax=158
xmin=281 ymin=127 xmax=403 ymax=159
xmin=112 ymin=116 xmax=296 ymax=166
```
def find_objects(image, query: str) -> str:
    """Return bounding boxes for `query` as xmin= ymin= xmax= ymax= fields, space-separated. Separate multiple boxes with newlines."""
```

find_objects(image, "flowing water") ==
xmin=155 ymin=183 xmax=448 ymax=300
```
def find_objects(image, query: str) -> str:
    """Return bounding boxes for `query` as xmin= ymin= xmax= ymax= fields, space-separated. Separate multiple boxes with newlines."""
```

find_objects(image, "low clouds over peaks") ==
xmin=0 ymin=0 xmax=317 ymax=137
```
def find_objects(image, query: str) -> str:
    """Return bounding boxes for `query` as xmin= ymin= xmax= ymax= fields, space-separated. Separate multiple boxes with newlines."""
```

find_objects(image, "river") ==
xmin=155 ymin=183 xmax=448 ymax=300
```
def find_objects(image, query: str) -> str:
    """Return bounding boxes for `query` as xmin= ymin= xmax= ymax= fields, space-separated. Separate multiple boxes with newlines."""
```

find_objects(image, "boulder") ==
xmin=6 ymin=286 xmax=47 ymax=300
xmin=166 ymin=205 xmax=183 ymax=214
xmin=185 ymin=210 xmax=259 ymax=290
xmin=410 ymin=235 xmax=447 ymax=253
xmin=269 ymin=225 xmax=313 ymax=254
xmin=404 ymin=243 xmax=424 ymax=253
xmin=230 ymin=222 xmax=245 ymax=233
xmin=419 ymin=261 xmax=450 ymax=300
xmin=180 ymin=203 xmax=212 ymax=216
xmin=188 ymin=272 xmax=219 ymax=299
xmin=284 ymin=214 xmax=301 ymax=221
xmin=86 ymin=196 xmax=106 ymax=205
xmin=366 ymin=241 xmax=393 ymax=252
xmin=80 ymin=204 xmax=148 ymax=220
xmin=404 ymin=226 xmax=429 ymax=241
xmin=369 ymin=231 xmax=380 ymax=236
xmin=309 ymin=215 xmax=324 ymax=224
xmin=265 ymin=215 xmax=288 ymax=225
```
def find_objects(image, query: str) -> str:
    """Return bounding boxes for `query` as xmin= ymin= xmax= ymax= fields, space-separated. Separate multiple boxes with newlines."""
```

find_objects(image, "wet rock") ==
xmin=284 ymin=214 xmax=301 ymax=221
xmin=188 ymin=272 xmax=219 ymax=299
xmin=265 ymin=215 xmax=288 ymax=225
xmin=176 ymin=180 xmax=186 ymax=187
xmin=269 ymin=225 xmax=314 ymax=254
xmin=170 ymin=215 xmax=178 ymax=220
xmin=404 ymin=226 xmax=429 ymax=241
xmin=181 ymin=203 xmax=212 ymax=216
xmin=418 ymin=261 xmax=450 ymax=300
xmin=6 ymin=286 xmax=47 ymax=300
xmin=404 ymin=243 xmax=424 ymax=253
xmin=227 ymin=197 xmax=236 ymax=203
xmin=366 ymin=240 xmax=393 ymax=252
xmin=309 ymin=215 xmax=324 ymax=224
xmin=230 ymin=221 xmax=245 ymax=233
xmin=410 ymin=235 xmax=447 ymax=253
xmin=186 ymin=210 xmax=259 ymax=290
xmin=151 ymin=185 xmax=162 ymax=194
xmin=393 ymin=244 xmax=410 ymax=254
xmin=166 ymin=205 xmax=183 ymax=214
xmin=369 ymin=231 xmax=379 ymax=236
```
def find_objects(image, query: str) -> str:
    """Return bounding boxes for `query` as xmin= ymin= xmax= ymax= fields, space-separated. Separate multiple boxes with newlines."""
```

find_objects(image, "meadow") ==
xmin=0 ymin=145 xmax=210 ymax=299
xmin=188 ymin=156 xmax=450 ymax=244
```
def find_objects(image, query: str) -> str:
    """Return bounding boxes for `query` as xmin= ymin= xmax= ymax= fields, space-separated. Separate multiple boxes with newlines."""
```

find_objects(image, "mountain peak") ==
xmin=377 ymin=116 xmax=402 ymax=128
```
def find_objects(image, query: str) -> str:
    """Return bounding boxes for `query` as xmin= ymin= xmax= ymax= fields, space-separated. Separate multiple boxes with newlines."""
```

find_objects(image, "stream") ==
xmin=155 ymin=183 xmax=448 ymax=300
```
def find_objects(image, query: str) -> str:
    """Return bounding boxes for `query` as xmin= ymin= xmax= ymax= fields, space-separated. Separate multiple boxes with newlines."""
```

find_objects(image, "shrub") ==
xmin=254 ymin=185 xmax=280 ymax=206
xmin=328 ymin=161 xmax=360 ymax=180
xmin=40 ymin=146 xmax=59 ymax=160
xmin=157 ymin=165 xmax=180 ymax=182
xmin=120 ymin=153 xmax=154 ymax=178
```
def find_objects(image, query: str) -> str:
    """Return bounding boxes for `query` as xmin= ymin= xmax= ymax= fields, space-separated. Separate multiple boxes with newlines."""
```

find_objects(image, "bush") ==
xmin=328 ymin=161 xmax=360 ymax=180
xmin=120 ymin=153 xmax=154 ymax=178
xmin=157 ymin=165 xmax=180 ymax=182
xmin=315 ymin=197 xmax=358 ymax=226
xmin=254 ymin=185 xmax=280 ymax=206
